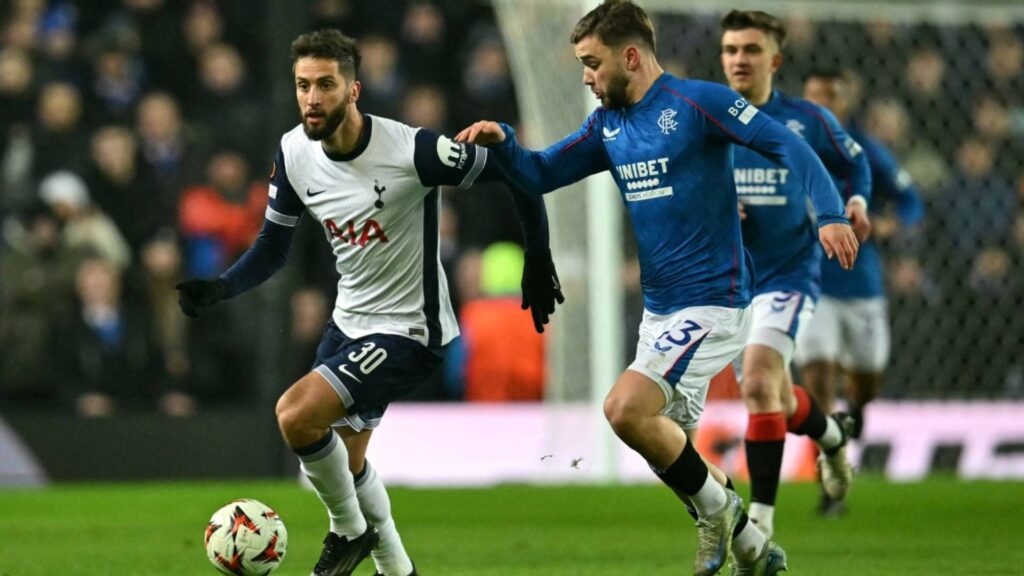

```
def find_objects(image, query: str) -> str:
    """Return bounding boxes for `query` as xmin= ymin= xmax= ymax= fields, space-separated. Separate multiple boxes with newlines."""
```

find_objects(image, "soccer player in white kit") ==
xmin=176 ymin=30 xmax=563 ymax=576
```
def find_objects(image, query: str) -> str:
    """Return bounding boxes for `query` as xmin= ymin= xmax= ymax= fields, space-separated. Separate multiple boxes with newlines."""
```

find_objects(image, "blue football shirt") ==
xmin=734 ymin=90 xmax=870 ymax=299
xmin=490 ymin=73 xmax=847 ymax=315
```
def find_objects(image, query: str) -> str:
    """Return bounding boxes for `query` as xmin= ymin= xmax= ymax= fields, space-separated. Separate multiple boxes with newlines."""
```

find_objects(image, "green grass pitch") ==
xmin=3 ymin=476 xmax=1022 ymax=575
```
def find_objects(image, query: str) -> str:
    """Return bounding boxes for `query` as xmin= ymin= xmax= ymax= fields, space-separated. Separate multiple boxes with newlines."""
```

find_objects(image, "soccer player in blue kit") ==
xmin=456 ymin=2 xmax=858 ymax=574
xmin=719 ymin=10 xmax=873 ymax=539
xmin=175 ymin=30 xmax=563 ymax=576
xmin=801 ymin=68 xmax=924 ymax=514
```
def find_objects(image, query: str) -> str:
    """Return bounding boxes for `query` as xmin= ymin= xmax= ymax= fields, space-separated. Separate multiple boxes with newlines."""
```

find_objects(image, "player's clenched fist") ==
xmin=818 ymin=223 xmax=859 ymax=270
xmin=454 ymin=121 xmax=506 ymax=146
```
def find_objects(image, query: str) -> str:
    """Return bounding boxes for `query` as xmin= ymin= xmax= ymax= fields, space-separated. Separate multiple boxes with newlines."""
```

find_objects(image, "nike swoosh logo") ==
xmin=602 ymin=127 xmax=620 ymax=138
xmin=307 ymin=188 xmax=327 ymax=197
xmin=338 ymin=363 xmax=362 ymax=383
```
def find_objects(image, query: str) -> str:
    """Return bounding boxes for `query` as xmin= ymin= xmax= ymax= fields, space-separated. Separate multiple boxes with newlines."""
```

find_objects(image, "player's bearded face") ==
xmin=303 ymin=88 xmax=349 ymax=141
xmin=601 ymin=66 xmax=630 ymax=109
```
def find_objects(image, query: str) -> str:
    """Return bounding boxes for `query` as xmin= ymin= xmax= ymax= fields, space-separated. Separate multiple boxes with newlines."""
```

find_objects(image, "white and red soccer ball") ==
xmin=204 ymin=499 xmax=288 ymax=576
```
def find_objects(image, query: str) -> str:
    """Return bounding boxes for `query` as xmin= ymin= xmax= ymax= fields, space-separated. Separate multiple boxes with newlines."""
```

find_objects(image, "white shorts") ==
xmin=793 ymin=296 xmax=890 ymax=372
xmin=628 ymin=305 xmax=751 ymax=430
xmin=746 ymin=291 xmax=815 ymax=366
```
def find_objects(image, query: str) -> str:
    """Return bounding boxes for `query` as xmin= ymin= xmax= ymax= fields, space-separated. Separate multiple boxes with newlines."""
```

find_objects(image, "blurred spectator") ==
xmin=972 ymin=95 xmax=1024 ymax=175
xmin=54 ymin=256 xmax=194 ymax=417
xmin=938 ymin=137 xmax=1017 ymax=262
xmin=140 ymin=230 xmax=190 ymax=402
xmin=178 ymin=150 xmax=265 ymax=277
xmin=984 ymin=29 xmax=1024 ymax=103
xmin=3 ymin=12 xmax=39 ymax=53
xmin=900 ymin=46 xmax=959 ymax=155
xmin=357 ymin=34 xmax=405 ymax=119
xmin=452 ymin=34 xmax=518 ymax=128
xmin=864 ymin=97 xmax=949 ymax=197
xmin=969 ymin=247 xmax=1015 ymax=297
xmin=0 ymin=47 xmax=35 ymax=133
xmin=84 ymin=124 xmax=167 ymax=253
xmin=87 ymin=43 xmax=145 ymax=125
xmin=400 ymin=1 xmax=452 ymax=85
xmin=39 ymin=170 xmax=131 ymax=270
xmin=182 ymin=0 xmax=224 ymax=59
xmin=135 ymin=91 xmax=206 ymax=198
xmin=189 ymin=42 xmax=264 ymax=163
xmin=454 ymin=242 xmax=545 ymax=402
xmin=32 ymin=81 xmax=90 ymax=178
xmin=402 ymin=84 xmax=447 ymax=132
xmin=309 ymin=0 xmax=356 ymax=30
xmin=36 ymin=3 xmax=88 ymax=86
xmin=0 ymin=202 xmax=82 ymax=400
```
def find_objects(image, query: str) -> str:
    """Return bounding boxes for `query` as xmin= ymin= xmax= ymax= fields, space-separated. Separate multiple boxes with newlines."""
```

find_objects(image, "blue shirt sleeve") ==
xmin=488 ymin=112 xmax=608 ymax=196
xmin=864 ymin=137 xmax=924 ymax=226
xmin=219 ymin=145 xmax=302 ymax=297
xmin=744 ymin=118 xmax=848 ymax=227
xmin=679 ymin=81 xmax=774 ymax=146
xmin=806 ymin=105 xmax=872 ymax=205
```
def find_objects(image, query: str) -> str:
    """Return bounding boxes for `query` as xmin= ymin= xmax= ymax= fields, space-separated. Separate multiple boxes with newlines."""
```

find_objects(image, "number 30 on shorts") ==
xmin=347 ymin=342 xmax=389 ymax=374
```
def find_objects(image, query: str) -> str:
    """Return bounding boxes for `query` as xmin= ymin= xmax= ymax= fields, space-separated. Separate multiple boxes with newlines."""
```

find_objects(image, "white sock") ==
xmin=747 ymin=502 xmax=774 ymax=539
xmin=816 ymin=416 xmax=843 ymax=452
xmin=690 ymin=473 xmax=729 ymax=517
xmin=296 ymin=432 xmax=367 ymax=539
xmin=355 ymin=461 xmax=414 ymax=576
xmin=732 ymin=519 xmax=767 ymax=562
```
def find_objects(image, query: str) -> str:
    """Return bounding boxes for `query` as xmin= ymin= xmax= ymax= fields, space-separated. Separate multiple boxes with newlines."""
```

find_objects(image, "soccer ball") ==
xmin=204 ymin=499 xmax=288 ymax=576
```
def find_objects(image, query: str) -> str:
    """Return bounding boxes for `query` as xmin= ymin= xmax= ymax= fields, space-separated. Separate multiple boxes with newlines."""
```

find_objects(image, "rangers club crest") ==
xmin=658 ymin=108 xmax=678 ymax=135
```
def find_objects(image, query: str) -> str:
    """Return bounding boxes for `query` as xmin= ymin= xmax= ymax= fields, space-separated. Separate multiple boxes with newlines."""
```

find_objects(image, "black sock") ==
xmin=652 ymin=441 xmax=709 ymax=496
xmin=849 ymin=405 xmax=864 ymax=439
xmin=791 ymin=396 xmax=828 ymax=439
xmin=733 ymin=511 xmax=750 ymax=538
xmin=745 ymin=440 xmax=785 ymax=505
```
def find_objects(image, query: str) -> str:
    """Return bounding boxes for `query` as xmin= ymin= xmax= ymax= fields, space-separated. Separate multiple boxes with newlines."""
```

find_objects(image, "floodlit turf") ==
xmin=2 ymin=476 xmax=1021 ymax=575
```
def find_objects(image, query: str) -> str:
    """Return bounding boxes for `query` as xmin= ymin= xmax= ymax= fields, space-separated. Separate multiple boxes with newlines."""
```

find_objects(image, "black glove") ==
xmin=175 ymin=278 xmax=228 ymax=318
xmin=521 ymin=248 xmax=565 ymax=333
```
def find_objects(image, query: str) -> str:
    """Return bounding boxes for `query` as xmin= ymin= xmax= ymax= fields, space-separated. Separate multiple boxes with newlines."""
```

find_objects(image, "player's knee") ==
xmin=603 ymin=393 xmax=642 ymax=437
xmin=741 ymin=368 xmax=779 ymax=408
xmin=275 ymin=394 xmax=305 ymax=439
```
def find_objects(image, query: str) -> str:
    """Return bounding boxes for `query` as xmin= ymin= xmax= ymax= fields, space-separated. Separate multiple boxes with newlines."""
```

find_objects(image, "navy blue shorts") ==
xmin=311 ymin=321 xmax=444 ymax=431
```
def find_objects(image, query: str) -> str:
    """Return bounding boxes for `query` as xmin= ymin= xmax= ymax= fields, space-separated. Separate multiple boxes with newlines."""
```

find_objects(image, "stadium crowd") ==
xmin=1 ymin=0 xmax=1021 ymax=416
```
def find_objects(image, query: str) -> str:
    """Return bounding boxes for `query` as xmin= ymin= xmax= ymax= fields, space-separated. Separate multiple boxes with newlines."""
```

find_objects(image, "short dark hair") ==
xmin=803 ymin=67 xmax=844 ymax=83
xmin=290 ymin=29 xmax=361 ymax=80
xmin=720 ymin=10 xmax=787 ymax=50
xmin=571 ymin=0 xmax=656 ymax=54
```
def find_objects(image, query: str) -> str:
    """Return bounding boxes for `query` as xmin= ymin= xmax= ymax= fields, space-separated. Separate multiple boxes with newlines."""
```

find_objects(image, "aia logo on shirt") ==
xmin=324 ymin=218 xmax=389 ymax=247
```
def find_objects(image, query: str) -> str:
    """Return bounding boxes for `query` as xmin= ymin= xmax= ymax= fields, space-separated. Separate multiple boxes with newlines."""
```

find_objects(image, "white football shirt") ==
xmin=266 ymin=115 xmax=488 ymax=348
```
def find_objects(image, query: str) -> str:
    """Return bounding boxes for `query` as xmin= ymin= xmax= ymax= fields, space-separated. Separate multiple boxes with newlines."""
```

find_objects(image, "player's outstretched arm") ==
xmin=818 ymin=222 xmax=859 ymax=271
xmin=455 ymin=115 xmax=606 ymax=196
xmin=175 ymin=219 xmax=295 ymax=318
xmin=455 ymin=121 xmax=506 ymax=147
